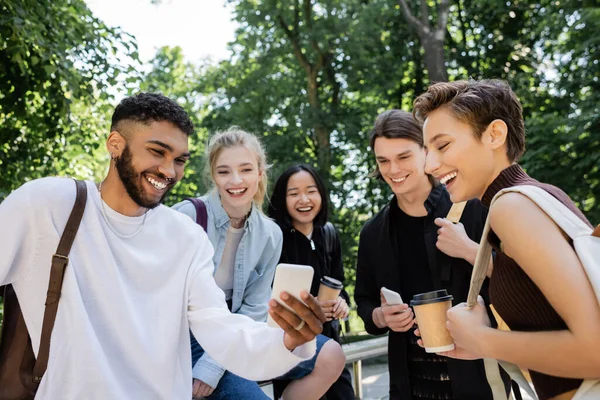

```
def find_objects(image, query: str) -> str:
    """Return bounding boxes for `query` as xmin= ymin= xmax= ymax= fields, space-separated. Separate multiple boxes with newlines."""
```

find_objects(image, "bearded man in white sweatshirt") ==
xmin=0 ymin=93 xmax=325 ymax=399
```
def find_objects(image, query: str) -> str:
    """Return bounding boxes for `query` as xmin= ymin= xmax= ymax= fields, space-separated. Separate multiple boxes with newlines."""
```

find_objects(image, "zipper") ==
xmin=291 ymin=228 xmax=316 ymax=251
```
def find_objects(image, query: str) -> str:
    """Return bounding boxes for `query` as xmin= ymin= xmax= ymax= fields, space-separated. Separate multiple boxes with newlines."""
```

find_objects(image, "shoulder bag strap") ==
xmin=186 ymin=198 xmax=208 ymax=231
xmin=466 ymin=184 xmax=593 ymax=308
xmin=33 ymin=179 xmax=87 ymax=382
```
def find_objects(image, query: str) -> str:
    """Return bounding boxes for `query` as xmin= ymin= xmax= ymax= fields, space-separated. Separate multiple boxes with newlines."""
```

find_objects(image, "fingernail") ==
xmin=281 ymin=292 xmax=289 ymax=300
xmin=301 ymin=292 xmax=309 ymax=299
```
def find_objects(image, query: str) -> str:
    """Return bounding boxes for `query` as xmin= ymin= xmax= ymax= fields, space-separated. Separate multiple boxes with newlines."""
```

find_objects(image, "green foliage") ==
xmin=188 ymin=0 xmax=600 ymax=302
xmin=519 ymin=1 xmax=600 ymax=222
xmin=1 ymin=0 xmax=598 ymax=331
xmin=0 ymin=0 xmax=139 ymax=198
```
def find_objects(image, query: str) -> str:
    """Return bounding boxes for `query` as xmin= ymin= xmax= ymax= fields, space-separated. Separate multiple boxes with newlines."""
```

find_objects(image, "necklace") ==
xmin=228 ymin=208 xmax=251 ymax=227
xmin=98 ymin=181 xmax=147 ymax=238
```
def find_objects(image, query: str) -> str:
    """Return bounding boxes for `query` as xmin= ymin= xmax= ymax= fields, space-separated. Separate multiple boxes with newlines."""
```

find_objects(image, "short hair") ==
xmin=369 ymin=109 xmax=426 ymax=181
xmin=206 ymin=127 xmax=270 ymax=210
xmin=268 ymin=164 xmax=329 ymax=230
xmin=412 ymin=79 xmax=526 ymax=162
xmin=111 ymin=92 xmax=194 ymax=136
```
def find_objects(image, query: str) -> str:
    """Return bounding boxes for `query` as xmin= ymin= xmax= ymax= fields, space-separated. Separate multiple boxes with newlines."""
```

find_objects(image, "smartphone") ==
xmin=381 ymin=287 xmax=404 ymax=305
xmin=267 ymin=263 xmax=314 ymax=327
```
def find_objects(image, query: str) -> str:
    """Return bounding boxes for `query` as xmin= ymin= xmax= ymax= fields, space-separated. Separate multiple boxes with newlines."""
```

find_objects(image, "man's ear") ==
xmin=482 ymin=119 xmax=508 ymax=151
xmin=106 ymin=130 xmax=126 ymax=158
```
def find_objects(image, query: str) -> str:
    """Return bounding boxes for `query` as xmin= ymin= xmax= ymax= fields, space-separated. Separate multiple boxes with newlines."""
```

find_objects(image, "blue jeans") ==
xmin=190 ymin=332 xmax=330 ymax=399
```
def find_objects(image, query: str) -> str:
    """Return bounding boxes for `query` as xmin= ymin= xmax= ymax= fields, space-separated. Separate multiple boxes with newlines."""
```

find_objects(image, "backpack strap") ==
xmin=320 ymin=222 xmax=337 ymax=278
xmin=33 ymin=179 xmax=87 ymax=382
xmin=323 ymin=222 xmax=336 ymax=256
xmin=186 ymin=198 xmax=208 ymax=231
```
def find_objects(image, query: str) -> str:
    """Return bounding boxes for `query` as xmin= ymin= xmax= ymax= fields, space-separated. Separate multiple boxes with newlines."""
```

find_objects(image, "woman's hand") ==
xmin=192 ymin=379 xmax=215 ymax=399
xmin=446 ymin=296 xmax=492 ymax=359
xmin=414 ymin=327 xmax=482 ymax=360
xmin=318 ymin=299 xmax=337 ymax=321
xmin=413 ymin=296 xmax=491 ymax=360
xmin=332 ymin=296 xmax=349 ymax=320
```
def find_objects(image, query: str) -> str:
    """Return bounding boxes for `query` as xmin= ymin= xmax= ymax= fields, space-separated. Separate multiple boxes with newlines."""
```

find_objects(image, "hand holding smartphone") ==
xmin=267 ymin=263 xmax=314 ymax=327
xmin=381 ymin=287 xmax=404 ymax=305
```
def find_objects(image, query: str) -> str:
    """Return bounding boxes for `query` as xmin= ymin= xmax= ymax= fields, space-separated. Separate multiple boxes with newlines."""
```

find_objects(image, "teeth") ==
xmin=439 ymin=172 xmax=457 ymax=185
xmin=227 ymin=188 xmax=246 ymax=195
xmin=298 ymin=207 xmax=312 ymax=212
xmin=391 ymin=176 xmax=407 ymax=183
xmin=146 ymin=176 xmax=167 ymax=190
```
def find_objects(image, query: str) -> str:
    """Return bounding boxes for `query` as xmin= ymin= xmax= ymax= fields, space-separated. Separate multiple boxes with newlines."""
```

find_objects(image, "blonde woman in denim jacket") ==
xmin=173 ymin=128 xmax=345 ymax=400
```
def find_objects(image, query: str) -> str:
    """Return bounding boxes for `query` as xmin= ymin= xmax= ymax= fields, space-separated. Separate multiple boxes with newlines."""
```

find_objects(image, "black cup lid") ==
xmin=410 ymin=289 xmax=453 ymax=306
xmin=320 ymin=276 xmax=343 ymax=290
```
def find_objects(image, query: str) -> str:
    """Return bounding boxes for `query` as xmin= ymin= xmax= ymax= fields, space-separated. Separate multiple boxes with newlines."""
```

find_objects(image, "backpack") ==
xmin=468 ymin=185 xmax=600 ymax=400
xmin=0 ymin=179 xmax=87 ymax=400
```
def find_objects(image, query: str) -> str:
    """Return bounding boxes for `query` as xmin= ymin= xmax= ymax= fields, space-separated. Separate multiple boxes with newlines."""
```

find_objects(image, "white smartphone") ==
xmin=267 ymin=263 xmax=314 ymax=327
xmin=381 ymin=287 xmax=404 ymax=305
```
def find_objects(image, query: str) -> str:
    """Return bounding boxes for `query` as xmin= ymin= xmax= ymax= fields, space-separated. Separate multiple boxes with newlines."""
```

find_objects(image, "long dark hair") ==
xmin=268 ymin=164 xmax=329 ymax=230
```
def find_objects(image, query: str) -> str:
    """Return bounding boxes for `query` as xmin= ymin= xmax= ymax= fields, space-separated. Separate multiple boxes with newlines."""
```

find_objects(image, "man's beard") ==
xmin=115 ymin=145 xmax=172 ymax=209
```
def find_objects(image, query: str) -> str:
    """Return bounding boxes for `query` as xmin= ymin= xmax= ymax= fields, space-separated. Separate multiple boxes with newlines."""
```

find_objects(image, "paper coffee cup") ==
xmin=317 ymin=276 xmax=343 ymax=301
xmin=410 ymin=290 xmax=455 ymax=353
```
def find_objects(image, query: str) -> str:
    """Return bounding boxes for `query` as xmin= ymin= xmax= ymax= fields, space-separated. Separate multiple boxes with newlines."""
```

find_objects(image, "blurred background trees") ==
xmin=1 ymin=0 xmax=598 ymax=321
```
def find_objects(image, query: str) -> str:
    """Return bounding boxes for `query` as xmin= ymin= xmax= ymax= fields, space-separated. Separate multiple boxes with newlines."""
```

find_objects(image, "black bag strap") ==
xmin=33 ymin=179 xmax=87 ymax=382
xmin=323 ymin=222 xmax=336 ymax=256
xmin=186 ymin=198 xmax=208 ymax=231
xmin=321 ymin=222 xmax=337 ymax=277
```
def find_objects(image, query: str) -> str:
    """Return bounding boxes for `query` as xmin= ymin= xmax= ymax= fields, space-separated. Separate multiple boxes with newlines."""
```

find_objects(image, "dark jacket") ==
xmin=278 ymin=224 xmax=350 ymax=339
xmin=355 ymin=184 xmax=510 ymax=400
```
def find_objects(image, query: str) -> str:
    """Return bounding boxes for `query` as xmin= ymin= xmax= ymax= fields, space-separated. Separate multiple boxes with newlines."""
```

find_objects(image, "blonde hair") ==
xmin=206 ymin=127 xmax=270 ymax=210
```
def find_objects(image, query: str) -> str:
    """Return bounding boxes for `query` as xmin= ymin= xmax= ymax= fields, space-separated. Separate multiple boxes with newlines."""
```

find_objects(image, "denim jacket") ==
xmin=172 ymin=190 xmax=283 ymax=387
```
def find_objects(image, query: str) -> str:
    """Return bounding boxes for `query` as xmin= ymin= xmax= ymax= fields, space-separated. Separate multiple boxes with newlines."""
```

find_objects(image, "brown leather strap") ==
xmin=32 ymin=179 xmax=87 ymax=382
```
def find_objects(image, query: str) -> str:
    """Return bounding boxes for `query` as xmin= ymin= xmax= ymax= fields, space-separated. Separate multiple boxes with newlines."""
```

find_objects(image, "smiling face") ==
xmin=111 ymin=120 xmax=190 ymax=209
xmin=373 ymin=136 xmax=430 ymax=197
xmin=285 ymin=170 xmax=323 ymax=228
xmin=423 ymin=107 xmax=500 ymax=202
xmin=212 ymin=145 xmax=262 ymax=212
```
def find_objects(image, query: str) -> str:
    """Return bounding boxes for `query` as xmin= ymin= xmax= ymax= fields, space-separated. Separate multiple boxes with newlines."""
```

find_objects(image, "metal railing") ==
xmin=341 ymin=336 xmax=388 ymax=399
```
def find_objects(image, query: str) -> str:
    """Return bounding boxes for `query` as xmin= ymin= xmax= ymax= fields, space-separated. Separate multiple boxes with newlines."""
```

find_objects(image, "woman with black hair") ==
xmin=269 ymin=164 xmax=356 ymax=400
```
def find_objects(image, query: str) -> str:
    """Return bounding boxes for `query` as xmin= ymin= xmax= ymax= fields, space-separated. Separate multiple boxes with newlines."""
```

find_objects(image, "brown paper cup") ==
xmin=317 ymin=276 xmax=343 ymax=301
xmin=411 ymin=290 xmax=454 ymax=353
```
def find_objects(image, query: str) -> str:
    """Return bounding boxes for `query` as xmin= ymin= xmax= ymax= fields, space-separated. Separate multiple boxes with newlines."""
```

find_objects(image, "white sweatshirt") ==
xmin=0 ymin=177 xmax=314 ymax=399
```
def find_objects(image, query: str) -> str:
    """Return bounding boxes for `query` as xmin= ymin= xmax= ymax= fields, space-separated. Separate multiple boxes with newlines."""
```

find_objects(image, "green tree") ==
xmin=519 ymin=1 xmax=600 ymax=223
xmin=0 ymin=0 xmax=138 ymax=199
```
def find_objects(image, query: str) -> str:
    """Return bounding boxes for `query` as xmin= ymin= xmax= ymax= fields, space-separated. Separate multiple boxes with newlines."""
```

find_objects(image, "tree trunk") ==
xmin=277 ymin=0 xmax=337 ymax=179
xmin=412 ymin=39 xmax=425 ymax=96
xmin=398 ymin=0 xmax=450 ymax=83
xmin=421 ymin=35 xmax=448 ymax=83
xmin=306 ymin=70 xmax=331 ymax=175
